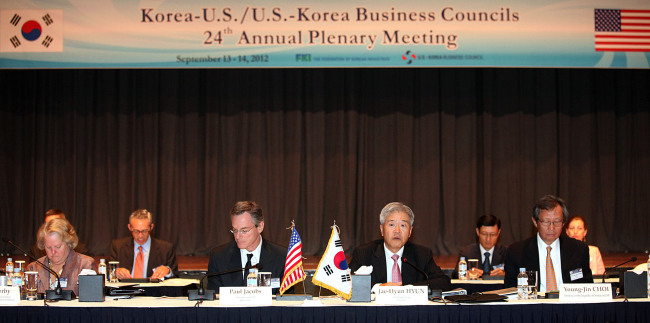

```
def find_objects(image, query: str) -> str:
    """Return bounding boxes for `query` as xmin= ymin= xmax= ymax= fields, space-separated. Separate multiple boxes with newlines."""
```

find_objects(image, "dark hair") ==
xmin=476 ymin=214 xmax=501 ymax=229
xmin=230 ymin=201 xmax=264 ymax=226
xmin=532 ymin=194 xmax=569 ymax=222
xmin=565 ymin=215 xmax=587 ymax=230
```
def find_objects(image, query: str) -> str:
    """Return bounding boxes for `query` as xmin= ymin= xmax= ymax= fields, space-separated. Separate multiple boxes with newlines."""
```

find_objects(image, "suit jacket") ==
xmin=26 ymin=250 xmax=96 ymax=295
xmin=207 ymin=239 xmax=287 ymax=292
xmin=504 ymin=235 xmax=593 ymax=288
xmin=452 ymin=243 xmax=507 ymax=278
xmin=349 ymin=239 xmax=452 ymax=291
xmin=109 ymin=236 xmax=178 ymax=277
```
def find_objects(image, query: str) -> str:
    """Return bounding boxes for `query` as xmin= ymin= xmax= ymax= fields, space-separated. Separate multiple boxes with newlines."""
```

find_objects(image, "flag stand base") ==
xmin=276 ymin=294 xmax=313 ymax=301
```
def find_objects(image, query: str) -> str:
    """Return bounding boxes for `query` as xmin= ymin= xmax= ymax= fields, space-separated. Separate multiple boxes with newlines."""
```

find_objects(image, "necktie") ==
xmin=243 ymin=253 xmax=253 ymax=282
xmin=133 ymin=246 xmax=144 ymax=278
xmin=482 ymin=252 xmax=492 ymax=275
xmin=391 ymin=254 xmax=402 ymax=283
xmin=546 ymin=246 xmax=557 ymax=291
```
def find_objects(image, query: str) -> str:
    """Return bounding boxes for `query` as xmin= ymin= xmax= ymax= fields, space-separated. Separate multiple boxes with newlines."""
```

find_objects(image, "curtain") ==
xmin=1 ymin=68 xmax=648 ymax=256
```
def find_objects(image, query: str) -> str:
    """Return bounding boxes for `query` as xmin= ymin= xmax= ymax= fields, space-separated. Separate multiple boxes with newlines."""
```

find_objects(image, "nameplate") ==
xmin=559 ymin=283 xmax=612 ymax=303
xmin=375 ymin=286 xmax=428 ymax=305
xmin=0 ymin=286 xmax=21 ymax=305
xmin=219 ymin=287 xmax=272 ymax=306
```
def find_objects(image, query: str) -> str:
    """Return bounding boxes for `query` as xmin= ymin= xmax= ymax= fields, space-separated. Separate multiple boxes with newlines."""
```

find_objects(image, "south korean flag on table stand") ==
xmin=312 ymin=222 xmax=352 ymax=300
xmin=1 ymin=9 xmax=62 ymax=52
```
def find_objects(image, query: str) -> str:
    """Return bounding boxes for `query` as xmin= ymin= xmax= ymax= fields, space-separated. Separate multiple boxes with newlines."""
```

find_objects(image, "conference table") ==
xmin=3 ymin=292 xmax=650 ymax=323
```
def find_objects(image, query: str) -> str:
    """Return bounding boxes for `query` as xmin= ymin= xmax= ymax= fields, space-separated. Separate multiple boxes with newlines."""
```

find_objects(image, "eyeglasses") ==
xmin=537 ymin=220 xmax=564 ymax=227
xmin=230 ymin=226 xmax=257 ymax=235
xmin=478 ymin=232 xmax=499 ymax=238
xmin=130 ymin=229 xmax=151 ymax=235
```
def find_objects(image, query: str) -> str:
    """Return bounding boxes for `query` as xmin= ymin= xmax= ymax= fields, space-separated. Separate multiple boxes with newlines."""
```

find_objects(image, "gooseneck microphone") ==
xmin=188 ymin=263 xmax=263 ymax=301
xmin=601 ymin=256 xmax=638 ymax=283
xmin=2 ymin=237 xmax=74 ymax=300
xmin=402 ymin=257 xmax=436 ymax=297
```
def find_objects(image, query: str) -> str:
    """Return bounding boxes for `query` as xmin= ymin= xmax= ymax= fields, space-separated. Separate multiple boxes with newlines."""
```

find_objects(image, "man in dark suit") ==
xmin=453 ymin=214 xmax=507 ymax=278
xmin=207 ymin=201 xmax=286 ymax=292
xmin=349 ymin=202 xmax=451 ymax=291
xmin=504 ymin=195 xmax=592 ymax=292
xmin=110 ymin=209 xmax=178 ymax=279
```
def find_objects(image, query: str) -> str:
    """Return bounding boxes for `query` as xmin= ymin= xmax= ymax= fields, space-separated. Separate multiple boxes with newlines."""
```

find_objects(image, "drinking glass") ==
xmin=25 ymin=271 xmax=39 ymax=300
xmin=526 ymin=270 xmax=538 ymax=299
xmin=467 ymin=259 xmax=479 ymax=280
xmin=258 ymin=272 xmax=272 ymax=287
xmin=108 ymin=261 xmax=120 ymax=283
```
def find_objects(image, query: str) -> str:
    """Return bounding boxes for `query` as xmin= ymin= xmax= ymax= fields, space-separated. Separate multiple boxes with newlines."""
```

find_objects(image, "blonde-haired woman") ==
xmin=26 ymin=218 xmax=96 ymax=295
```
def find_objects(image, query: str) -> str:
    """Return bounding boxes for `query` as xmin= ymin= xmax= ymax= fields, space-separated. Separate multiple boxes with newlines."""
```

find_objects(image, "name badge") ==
xmin=559 ymin=283 xmax=612 ymax=302
xmin=375 ymin=286 xmax=428 ymax=305
xmin=569 ymin=268 xmax=583 ymax=281
xmin=0 ymin=286 xmax=21 ymax=305
xmin=219 ymin=287 xmax=272 ymax=306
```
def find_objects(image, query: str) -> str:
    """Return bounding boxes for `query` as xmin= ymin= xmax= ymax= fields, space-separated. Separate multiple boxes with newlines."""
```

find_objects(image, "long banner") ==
xmin=1 ymin=0 xmax=649 ymax=68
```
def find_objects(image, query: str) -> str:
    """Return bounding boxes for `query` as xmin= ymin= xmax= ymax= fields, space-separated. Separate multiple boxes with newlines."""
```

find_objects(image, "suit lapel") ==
xmin=146 ymin=238 xmax=157 ymax=277
xmin=230 ymin=242 xmax=245 ymax=285
xmin=124 ymin=239 xmax=135 ymax=270
xmin=492 ymin=245 xmax=506 ymax=265
xmin=559 ymin=236 xmax=574 ymax=282
xmin=401 ymin=243 xmax=418 ymax=284
xmin=371 ymin=242 xmax=387 ymax=284
xmin=524 ymin=238 xmax=541 ymax=272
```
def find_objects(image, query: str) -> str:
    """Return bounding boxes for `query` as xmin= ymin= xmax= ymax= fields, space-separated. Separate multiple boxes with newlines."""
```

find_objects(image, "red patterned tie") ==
xmin=133 ymin=246 xmax=144 ymax=278
xmin=546 ymin=246 xmax=557 ymax=291
xmin=391 ymin=254 xmax=402 ymax=283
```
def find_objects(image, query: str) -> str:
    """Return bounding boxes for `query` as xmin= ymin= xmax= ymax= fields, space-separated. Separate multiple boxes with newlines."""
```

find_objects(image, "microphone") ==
xmin=188 ymin=263 xmax=263 ymax=301
xmin=2 ymin=237 xmax=74 ymax=300
xmin=401 ymin=257 xmax=437 ymax=297
xmin=602 ymin=256 xmax=638 ymax=283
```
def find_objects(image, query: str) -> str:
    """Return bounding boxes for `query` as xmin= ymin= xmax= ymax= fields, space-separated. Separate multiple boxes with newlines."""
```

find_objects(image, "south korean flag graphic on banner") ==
xmin=0 ymin=9 xmax=62 ymax=52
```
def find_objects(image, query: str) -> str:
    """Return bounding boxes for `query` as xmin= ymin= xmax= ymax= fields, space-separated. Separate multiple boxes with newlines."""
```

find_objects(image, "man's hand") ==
xmin=489 ymin=268 xmax=505 ymax=276
xmin=115 ymin=267 xmax=132 ymax=279
xmin=151 ymin=266 xmax=170 ymax=279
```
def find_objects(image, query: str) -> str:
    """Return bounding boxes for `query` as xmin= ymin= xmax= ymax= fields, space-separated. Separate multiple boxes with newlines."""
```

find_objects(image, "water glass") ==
xmin=25 ymin=271 xmax=39 ymax=300
xmin=526 ymin=270 xmax=538 ymax=299
xmin=258 ymin=272 xmax=272 ymax=287
xmin=467 ymin=259 xmax=479 ymax=280
xmin=108 ymin=261 xmax=120 ymax=283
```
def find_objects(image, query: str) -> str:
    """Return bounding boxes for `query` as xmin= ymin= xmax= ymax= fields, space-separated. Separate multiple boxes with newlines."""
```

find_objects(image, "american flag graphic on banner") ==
xmin=0 ymin=9 xmax=63 ymax=52
xmin=279 ymin=225 xmax=305 ymax=295
xmin=594 ymin=9 xmax=650 ymax=52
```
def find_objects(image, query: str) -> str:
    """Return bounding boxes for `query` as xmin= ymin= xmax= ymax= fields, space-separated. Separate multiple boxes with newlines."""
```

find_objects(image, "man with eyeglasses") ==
xmin=504 ymin=195 xmax=592 ymax=292
xmin=207 ymin=201 xmax=286 ymax=292
xmin=109 ymin=209 xmax=178 ymax=279
xmin=453 ymin=214 xmax=507 ymax=278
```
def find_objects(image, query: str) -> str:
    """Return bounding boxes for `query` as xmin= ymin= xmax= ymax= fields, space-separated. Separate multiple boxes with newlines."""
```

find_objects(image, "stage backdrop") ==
xmin=0 ymin=68 xmax=648 ymax=257
xmin=1 ymin=0 xmax=649 ymax=68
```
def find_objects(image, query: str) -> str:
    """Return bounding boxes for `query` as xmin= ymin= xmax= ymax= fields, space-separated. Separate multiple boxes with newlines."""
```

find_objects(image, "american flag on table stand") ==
xmin=279 ymin=221 xmax=306 ymax=295
xmin=594 ymin=8 xmax=650 ymax=52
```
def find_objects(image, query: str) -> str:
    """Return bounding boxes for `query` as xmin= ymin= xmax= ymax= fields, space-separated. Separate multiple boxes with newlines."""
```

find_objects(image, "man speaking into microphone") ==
xmin=349 ymin=202 xmax=451 ymax=291
xmin=207 ymin=201 xmax=286 ymax=291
